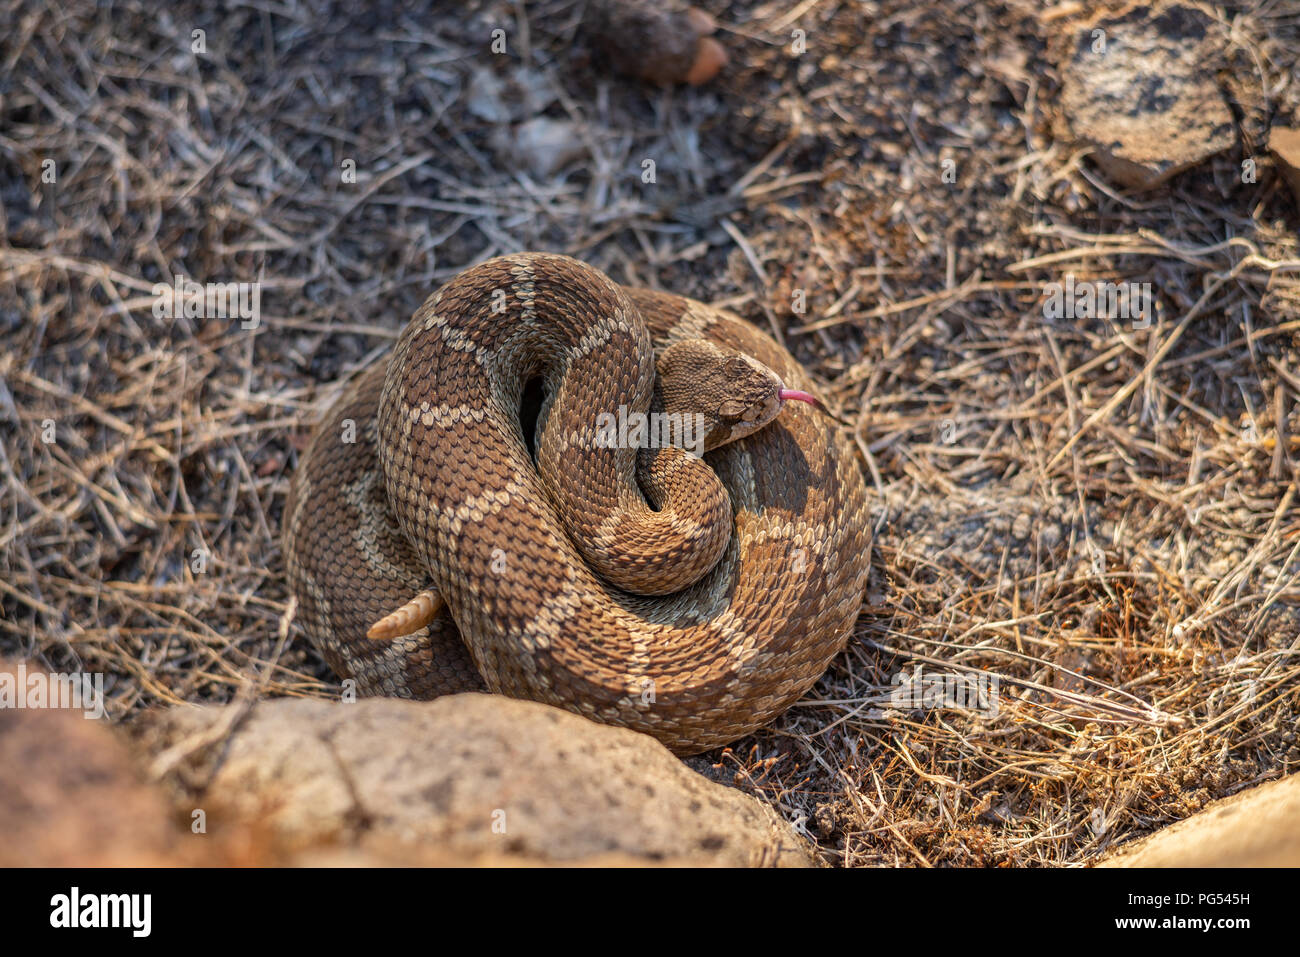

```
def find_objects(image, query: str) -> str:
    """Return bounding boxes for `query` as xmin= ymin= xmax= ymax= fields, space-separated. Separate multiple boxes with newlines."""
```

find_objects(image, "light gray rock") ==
xmin=1101 ymin=772 xmax=1300 ymax=867
xmin=1057 ymin=3 xmax=1237 ymax=190
xmin=131 ymin=693 xmax=814 ymax=866
xmin=466 ymin=66 xmax=558 ymax=125
xmin=494 ymin=117 xmax=587 ymax=179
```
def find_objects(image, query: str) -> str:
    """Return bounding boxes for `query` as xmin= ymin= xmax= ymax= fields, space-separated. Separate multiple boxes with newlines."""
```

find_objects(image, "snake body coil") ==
xmin=284 ymin=253 xmax=870 ymax=754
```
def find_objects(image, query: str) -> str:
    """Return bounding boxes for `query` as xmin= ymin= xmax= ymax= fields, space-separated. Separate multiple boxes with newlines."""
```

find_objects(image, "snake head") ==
xmin=656 ymin=340 xmax=821 ymax=452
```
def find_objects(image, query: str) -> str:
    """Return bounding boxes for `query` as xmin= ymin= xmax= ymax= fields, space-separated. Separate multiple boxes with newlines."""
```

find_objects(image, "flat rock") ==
xmin=0 ymin=660 xmax=193 ymax=866
xmin=1056 ymin=3 xmax=1236 ymax=189
xmin=1100 ymin=772 xmax=1300 ymax=867
xmin=130 ymin=693 xmax=814 ymax=866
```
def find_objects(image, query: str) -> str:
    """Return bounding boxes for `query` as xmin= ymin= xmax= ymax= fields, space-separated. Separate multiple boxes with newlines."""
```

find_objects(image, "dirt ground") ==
xmin=2 ymin=0 xmax=1299 ymax=866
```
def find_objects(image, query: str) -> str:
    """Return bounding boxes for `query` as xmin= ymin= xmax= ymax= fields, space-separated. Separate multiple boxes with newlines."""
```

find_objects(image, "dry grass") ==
xmin=2 ymin=0 xmax=1298 ymax=866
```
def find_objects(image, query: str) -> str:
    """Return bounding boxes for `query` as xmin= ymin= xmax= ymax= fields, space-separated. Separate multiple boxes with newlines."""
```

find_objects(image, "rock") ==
xmin=494 ymin=117 xmax=587 ymax=179
xmin=130 ymin=694 xmax=814 ymax=867
xmin=1100 ymin=772 xmax=1300 ymax=867
xmin=1269 ymin=126 xmax=1300 ymax=206
xmin=583 ymin=0 xmax=727 ymax=87
xmin=1055 ymin=3 xmax=1237 ymax=190
xmin=0 ymin=660 xmax=193 ymax=866
xmin=466 ymin=65 xmax=559 ymax=125
xmin=465 ymin=67 xmax=511 ymax=124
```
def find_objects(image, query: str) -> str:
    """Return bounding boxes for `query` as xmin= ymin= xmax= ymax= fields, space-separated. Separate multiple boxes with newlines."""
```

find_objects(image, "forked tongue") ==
xmin=778 ymin=386 xmax=851 ymax=426
xmin=778 ymin=388 xmax=819 ymax=406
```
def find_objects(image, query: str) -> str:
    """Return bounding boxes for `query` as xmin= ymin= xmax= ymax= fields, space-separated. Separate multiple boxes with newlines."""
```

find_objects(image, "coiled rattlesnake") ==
xmin=283 ymin=253 xmax=870 ymax=754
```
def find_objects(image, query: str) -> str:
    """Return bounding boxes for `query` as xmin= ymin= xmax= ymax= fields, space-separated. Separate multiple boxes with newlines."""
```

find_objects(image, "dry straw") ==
xmin=1 ymin=0 xmax=1297 ymax=865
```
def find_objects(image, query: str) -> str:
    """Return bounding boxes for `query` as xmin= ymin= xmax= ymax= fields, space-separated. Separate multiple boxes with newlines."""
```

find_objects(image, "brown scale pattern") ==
xmin=282 ymin=361 xmax=485 ymax=697
xmin=284 ymin=253 xmax=871 ymax=754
